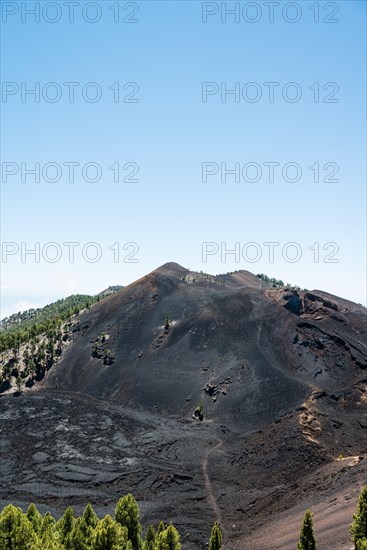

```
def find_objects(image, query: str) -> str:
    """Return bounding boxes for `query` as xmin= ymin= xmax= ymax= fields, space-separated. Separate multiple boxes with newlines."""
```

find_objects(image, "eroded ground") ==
xmin=1 ymin=389 xmax=366 ymax=550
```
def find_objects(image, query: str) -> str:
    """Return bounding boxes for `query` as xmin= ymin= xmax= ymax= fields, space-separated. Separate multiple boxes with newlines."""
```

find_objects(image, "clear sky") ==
xmin=1 ymin=0 xmax=366 ymax=318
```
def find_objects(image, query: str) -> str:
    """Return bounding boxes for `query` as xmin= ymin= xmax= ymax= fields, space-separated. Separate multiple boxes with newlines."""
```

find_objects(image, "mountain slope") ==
xmin=42 ymin=263 xmax=366 ymax=424
xmin=1 ymin=263 xmax=366 ymax=549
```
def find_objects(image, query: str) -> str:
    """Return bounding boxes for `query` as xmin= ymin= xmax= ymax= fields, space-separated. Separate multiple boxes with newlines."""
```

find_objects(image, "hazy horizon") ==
xmin=1 ymin=260 xmax=366 ymax=321
xmin=1 ymin=1 xmax=366 ymax=318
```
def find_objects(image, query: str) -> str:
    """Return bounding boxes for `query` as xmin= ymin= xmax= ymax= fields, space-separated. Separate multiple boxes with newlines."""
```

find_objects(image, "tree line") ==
xmin=1 ymin=485 xmax=366 ymax=549
xmin=0 ymin=295 xmax=98 ymax=354
xmin=0 ymin=294 xmax=115 ymax=391
xmin=0 ymin=493 xmax=222 ymax=550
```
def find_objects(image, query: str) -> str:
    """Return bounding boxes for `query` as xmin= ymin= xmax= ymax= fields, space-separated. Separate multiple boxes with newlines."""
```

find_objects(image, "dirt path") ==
xmin=202 ymin=437 xmax=224 ymax=529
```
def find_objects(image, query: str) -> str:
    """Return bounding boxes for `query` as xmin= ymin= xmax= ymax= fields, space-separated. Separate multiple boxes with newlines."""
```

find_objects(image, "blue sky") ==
xmin=1 ymin=0 xmax=366 ymax=317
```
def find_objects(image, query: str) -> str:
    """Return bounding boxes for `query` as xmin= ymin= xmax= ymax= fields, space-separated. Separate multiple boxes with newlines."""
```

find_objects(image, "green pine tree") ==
xmin=115 ymin=493 xmax=142 ymax=550
xmin=0 ymin=504 xmax=38 ymax=549
xmin=67 ymin=517 xmax=90 ymax=550
xmin=144 ymin=524 xmax=155 ymax=550
xmin=39 ymin=517 xmax=63 ymax=550
xmin=351 ymin=485 xmax=367 ymax=549
xmin=56 ymin=506 xmax=75 ymax=544
xmin=26 ymin=503 xmax=42 ymax=534
xmin=154 ymin=523 xmax=181 ymax=550
xmin=83 ymin=503 xmax=99 ymax=529
xmin=91 ymin=515 xmax=128 ymax=550
xmin=40 ymin=511 xmax=56 ymax=534
xmin=209 ymin=521 xmax=222 ymax=550
xmin=297 ymin=510 xmax=317 ymax=550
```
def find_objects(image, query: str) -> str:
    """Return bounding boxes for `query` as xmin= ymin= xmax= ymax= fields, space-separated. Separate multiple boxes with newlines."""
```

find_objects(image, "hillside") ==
xmin=0 ymin=289 xmax=122 ymax=393
xmin=1 ymin=262 xmax=366 ymax=549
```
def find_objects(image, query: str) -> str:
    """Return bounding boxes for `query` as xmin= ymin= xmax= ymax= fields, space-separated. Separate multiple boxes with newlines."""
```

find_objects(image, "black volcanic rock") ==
xmin=1 ymin=263 xmax=367 ymax=550
xmin=41 ymin=263 xmax=366 ymax=418
xmin=283 ymin=291 xmax=303 ymax=315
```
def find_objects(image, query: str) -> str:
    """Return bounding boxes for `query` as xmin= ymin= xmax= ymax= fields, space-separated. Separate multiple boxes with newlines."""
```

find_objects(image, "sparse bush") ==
xmin=102 ymin=349 xmax=112 ymax=365
xmin=193 ymin=402 xmax=204 ymax=421
xmin=16 ymin=375 xmax=23 ymax=393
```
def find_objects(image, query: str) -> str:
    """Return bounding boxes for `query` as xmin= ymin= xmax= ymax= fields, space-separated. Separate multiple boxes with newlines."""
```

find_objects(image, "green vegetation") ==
xmin=143 ymin=524 xmax=155 ymax=550
xmin=16 ymin=375 xmax=23 ymax=393
xmin=0 ymin=504 xmax=38 ymax=548
xmin=297 ymin=510 xmax=317 ymax=549
xmin=256 ymin=273 xmax=306 ymax=291
xmin=351 ymin=485 xmax=367 ymax=549
xmin=0 ymin=295 xmax=96 ymax=353
xmin=256 ymin=273 xmax=285 ymax=287
xmin=0 ymin=294 xmax=117 ymax=392
xmin=154 ymin=523 xmax=181 ymax=549
xmin=102 ymin=348 xmax=113 ymax=365
xmin=0 ymin=495 xmax=182 ymax=550
xmin=294 ymin=488 xmax=367 ymax=550
xmin=115 ymin=494 xmax=142 ymax=549
xmin=1 ymin=485 xmax=366 ymax=548
xmin=208 ymin=521 xmax=222 ymax=549
xmin=193 ymin=402 xmax=204 ymax=422
xmin=164 ymin=316 xmax=171 ymax=330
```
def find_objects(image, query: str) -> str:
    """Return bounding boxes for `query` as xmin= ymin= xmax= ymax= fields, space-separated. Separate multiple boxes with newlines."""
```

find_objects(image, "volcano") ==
xmin=1 ymin=263 xmax=366 ymax=549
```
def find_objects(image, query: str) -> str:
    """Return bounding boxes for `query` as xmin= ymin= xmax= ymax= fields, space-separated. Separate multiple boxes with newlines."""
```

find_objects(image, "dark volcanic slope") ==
xmin=1 ymin=263 xmax=367 ymax=549
xmin=43 ymin=262 xmax=366 ymax=426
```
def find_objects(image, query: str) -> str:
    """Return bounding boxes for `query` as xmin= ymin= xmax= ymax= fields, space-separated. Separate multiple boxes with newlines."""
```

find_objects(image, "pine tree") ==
xmin=83 ymin=503 xmax=99 ymax=529
xmin=26 ymin=503 xmax=42 ymax=534
xmin=40 ymin=528 xmax=63 ymax=550
xmin=0 ymin=504 xmax=38 ymax=549
xmin=39 ymin=512 xmax=62 ymax=550
xmin=144 ymin=524 xmax=155 ymax=550
xmin=209 ymin=521 xmax=222 ymax=550
xmin=56 ymin=506 xmax=75 ymax=544
xmin=39 ymin=530 xmax=63 ymax=550
xmin=297 ymin=510 xmax=317 ymax=550
xmin=154 ymin=523 xmax=181 ymax=550
xmin=91 ymin=514 xmax=128 ymax=550
xmin=40 ymin=511 xmax=56 ymax=534
xmin=351 ymin=485 xmax=367 ymax=549
xmin=115 ymin=493 xmax=142 ymax=549
xmin=68 ymin=517 xmax=89 ymax=550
